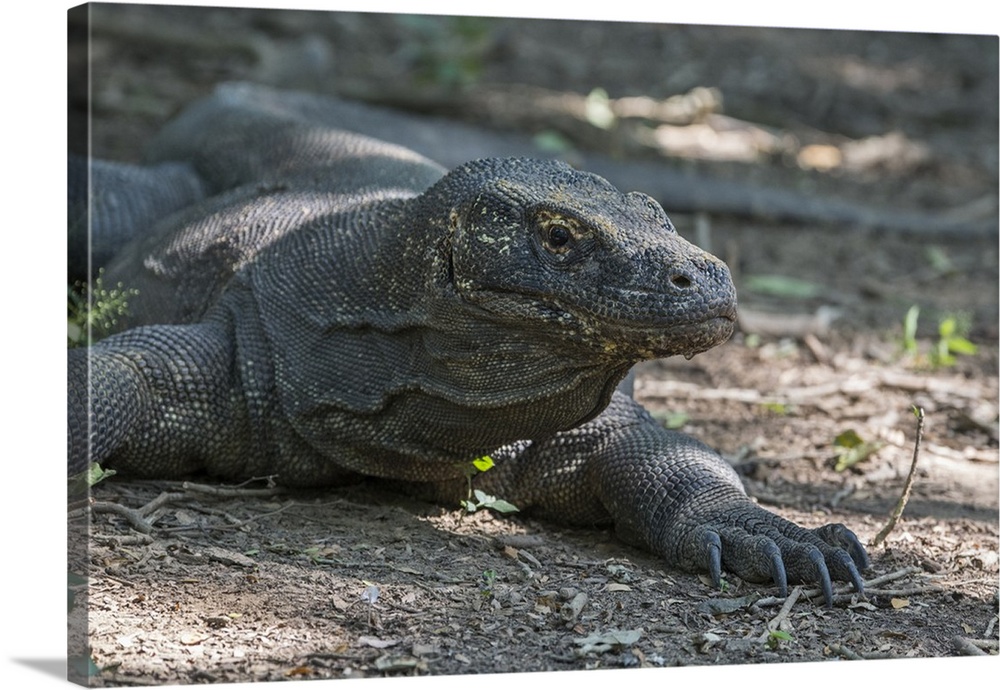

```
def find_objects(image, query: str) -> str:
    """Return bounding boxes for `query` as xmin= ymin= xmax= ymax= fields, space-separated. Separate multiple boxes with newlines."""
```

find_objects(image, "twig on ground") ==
xmin=828 ymin=643 xmax=864 ymax=660
xmin=91 ymin=533 xmax=154 ymax=546
xmin=180 ymin=480 xmax=287 ymax=498
xmin=863 ymin=565 xmax=922 ymax=587
xmin=91 ymin=501 xmax=155 ymax=534
xmin=758 ymin=586 xmax=801 ymax=641
xmin=92 ymin=572 xmax=138 ymax=589
xmin=827 ymin=643 xmax=893 ymax=661
xmin=951 ymin=636 xmax=990 ymax=656
xmin=863 ymin=585 xmax=944 ymax=597
xmin=91 ymin=478 xmax=290 ymax=536
xmin=871 ymin=406 xmax=924 ymax=547
xmin=138 ymin=491 xmax=187 ymax=517
xmin=754 ymin=566 xmax=925 ymax=607
xmin=755 ymin=589 xmax=851 ymax=607
xmin=159 ymin=501 xmax=297 ymax=533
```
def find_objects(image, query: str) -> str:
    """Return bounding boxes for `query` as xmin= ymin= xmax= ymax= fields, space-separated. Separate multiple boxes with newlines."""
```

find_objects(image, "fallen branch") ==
xmin=89 ymin=476 xmax=290 ymax=537
xmin=754 ymin=566 xmax=924 ymax=607
xmin=827 ymin=643 xmax=864 ymax=660
xmin=137 ymin=491 xmax=187 ymax=518
xmin=91 ymin=533 xmax=154 ymax=546
xmin=758 ymin=586 xmax=801 ymax=641
xmin=951 ymin=636 xmax=990 ymax=656
xmin=871 ymin=407 xmax=924 ymax=547
xmin=827 ymin=643 xmax=893 ymax=661
xmin=862 ymin=565 xmax=923 ymax=588
xmin=180 ymin=480 xmax=287 ymax=498
xmin=159 ymin=501 xmax=296 ymax=533
xmin=756 ymin=590 xmax=854 ymax=607
xmin=863 ymin=585 xmax=944 ymax=597
xmin=91 ymin=501 xmax=154 ymax=534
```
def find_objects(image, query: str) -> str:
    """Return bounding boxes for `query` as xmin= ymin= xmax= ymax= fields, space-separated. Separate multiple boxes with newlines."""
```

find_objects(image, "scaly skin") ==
xmin=69 ymin=83 xmax=867 ymax=605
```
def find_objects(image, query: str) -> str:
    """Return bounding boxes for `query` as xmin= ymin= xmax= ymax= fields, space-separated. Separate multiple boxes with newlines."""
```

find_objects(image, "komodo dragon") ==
xmin=68 ymin=84 xmax=868 ymax=605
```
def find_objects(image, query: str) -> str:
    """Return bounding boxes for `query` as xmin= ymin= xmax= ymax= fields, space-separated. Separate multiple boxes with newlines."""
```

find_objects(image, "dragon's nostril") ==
xmin=671 ymin=274 xmax=693 ymax=289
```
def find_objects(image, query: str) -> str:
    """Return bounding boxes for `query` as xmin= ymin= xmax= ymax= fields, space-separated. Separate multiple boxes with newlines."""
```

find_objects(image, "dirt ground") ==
xmin=67 ymin=5 xmax=998 ymax=685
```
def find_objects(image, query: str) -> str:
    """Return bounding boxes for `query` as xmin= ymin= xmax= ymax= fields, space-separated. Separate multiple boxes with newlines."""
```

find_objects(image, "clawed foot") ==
xmin=680 ymin=509 xmax=869 ymax=606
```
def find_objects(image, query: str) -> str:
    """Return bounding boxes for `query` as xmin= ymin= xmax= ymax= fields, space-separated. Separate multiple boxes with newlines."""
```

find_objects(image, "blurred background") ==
xmin=69 ymin=3 xmax=999 ymax=337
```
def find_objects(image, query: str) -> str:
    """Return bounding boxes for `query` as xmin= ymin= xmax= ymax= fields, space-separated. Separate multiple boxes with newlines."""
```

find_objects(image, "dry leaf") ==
xmin=890 ymin=598 xmax=910 ymax=609
xmin=179 ymin=631 xmax=208 ymax=645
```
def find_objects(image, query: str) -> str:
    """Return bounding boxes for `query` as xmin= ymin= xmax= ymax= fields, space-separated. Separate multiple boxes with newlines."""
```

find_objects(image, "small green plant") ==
xmin=664 ymin=411 xmax=690 ymax=429
xmin=832 ymin=429 xmax=883 ymax=472
xmin=457 ymin=455 xmax=519 ymax=514
xmin=68 ymin=268 xmax=139 ymax=347
xmin=699 ymin=573 xmax=730 ymax=592
xmin=480 ymin=569 xmax=498 ymax=598
xmin=67 ymin=462 xmax=117 ymax=496
xmin=462 ymin=489 xmax=519 ymax=515
xmin=901 ymin=305 xmax=977 ymax=368
xmin=458 ymin=454 xmax=493 ymax=498
xmin=759 ymin=401 xmax=790 ymax=415
xmin=651 ymin=409 xmax=689 ymax=429
xmin=932 ymin=315 xmax=978 ymax=366
xmin=901 ymin=305 xmax=920 ymax=356
xmin=766 ymin=630 xmax=793 ymax=650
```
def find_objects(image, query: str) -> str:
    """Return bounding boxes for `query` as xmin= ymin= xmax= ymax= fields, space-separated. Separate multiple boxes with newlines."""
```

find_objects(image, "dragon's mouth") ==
xmin=454 ymin=282 xmax=738 ymax=359
xmin=617 ymin=313 xmax=737 ymax=359
xmin=571 ymin=294 xmax=738 ymax=340
xmin=465 ymin=283 xmax=736 ymax=322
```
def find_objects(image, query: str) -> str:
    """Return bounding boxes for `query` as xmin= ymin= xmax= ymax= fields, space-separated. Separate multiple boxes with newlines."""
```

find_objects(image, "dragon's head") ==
xmin=434 ymin=157 xmax=738 ymax=364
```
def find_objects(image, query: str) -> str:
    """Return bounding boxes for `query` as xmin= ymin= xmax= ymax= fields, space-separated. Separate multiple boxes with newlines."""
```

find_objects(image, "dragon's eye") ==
xmin=535 ymin=213 xmax=589 ymax=260
xmin=546 ymin=224 xmax=572 ymax=248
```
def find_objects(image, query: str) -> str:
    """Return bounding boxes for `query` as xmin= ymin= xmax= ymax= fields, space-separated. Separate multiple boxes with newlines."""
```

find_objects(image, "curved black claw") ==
xmin=766 ymin=545 xmax=788 ymax=598
xmin=745 ymin=535 xmax=789 ymax=597
xmin=711 ymin=530 xmax=791 ymax=596
xmin=688 ymin=528 xmax=789 ymax=596
xmin=806 ymin=546 xmax=834 ymax=607
xmin=811 ymin=523 xmax=868 ymax=596
xmin=702 ymin=530 xmax=723 ymax=590
xmin=814 ymin=523 xmax=870 ymax=571
xmin=826 ymin=547 xmax=866 ymax=595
